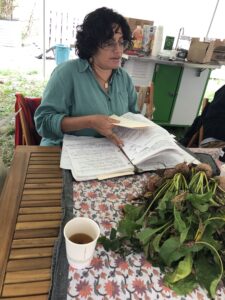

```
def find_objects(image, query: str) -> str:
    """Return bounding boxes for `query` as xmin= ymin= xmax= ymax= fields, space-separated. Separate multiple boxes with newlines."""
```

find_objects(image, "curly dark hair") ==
xmin=75 ymin=7 xmax=132 ymax=59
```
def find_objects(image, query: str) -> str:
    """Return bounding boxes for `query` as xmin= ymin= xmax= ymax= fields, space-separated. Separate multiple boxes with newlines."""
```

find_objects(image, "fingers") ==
xmin=108 ymin=117 xmax=120 ymax=124
xmin=108 ymin=132 xmax=124 ymax=148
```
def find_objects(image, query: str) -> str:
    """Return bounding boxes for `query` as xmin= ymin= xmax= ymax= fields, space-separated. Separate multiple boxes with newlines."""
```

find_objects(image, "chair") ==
xmin=187 ymin=98 xmax=209 ymax=147
xmin=136 ymin=82 xmax=154 ymax=120
xmin=15 ymin=93 xmax=42 ymax=146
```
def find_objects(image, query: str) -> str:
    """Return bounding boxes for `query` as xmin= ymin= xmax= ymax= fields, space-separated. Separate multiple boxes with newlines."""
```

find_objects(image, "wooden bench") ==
xmin=0 ymin=146 xmax=62 ymax=299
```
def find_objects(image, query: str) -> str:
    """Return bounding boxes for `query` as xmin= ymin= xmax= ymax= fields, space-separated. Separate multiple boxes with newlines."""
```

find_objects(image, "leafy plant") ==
xmin=99 ymin=162 xmax=225 ymax=299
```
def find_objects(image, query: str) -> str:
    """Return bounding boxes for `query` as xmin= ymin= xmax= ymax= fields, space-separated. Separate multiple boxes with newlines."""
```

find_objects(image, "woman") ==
xmin=35 ymin=7 xmax=138 ymax=146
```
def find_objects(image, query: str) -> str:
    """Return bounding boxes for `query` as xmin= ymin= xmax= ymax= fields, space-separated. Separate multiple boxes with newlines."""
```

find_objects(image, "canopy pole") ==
xmin=205 ymin=0 xmax=220 ymax=39
xmin=43 ymin=0 xmax=46 ymax=79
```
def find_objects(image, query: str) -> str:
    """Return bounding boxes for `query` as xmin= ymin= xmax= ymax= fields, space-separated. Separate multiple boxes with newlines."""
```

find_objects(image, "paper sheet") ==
xmin=61 ymin=135 xmax=134 ymax=181
xmin=110 ymin=114 xmax=151 ymax=128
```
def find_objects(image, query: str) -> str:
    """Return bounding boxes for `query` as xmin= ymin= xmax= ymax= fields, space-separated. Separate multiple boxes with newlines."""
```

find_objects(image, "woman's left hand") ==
xmin=89 ymin=115 xmax=124 ymax=147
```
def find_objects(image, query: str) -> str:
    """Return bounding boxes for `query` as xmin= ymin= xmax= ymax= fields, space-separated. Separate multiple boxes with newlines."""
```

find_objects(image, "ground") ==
xmin=0 ymin=44 xmax=57 ymax=166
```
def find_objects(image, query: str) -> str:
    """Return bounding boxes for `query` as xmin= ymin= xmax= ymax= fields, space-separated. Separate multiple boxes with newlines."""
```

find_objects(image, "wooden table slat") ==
xmin=9 ymin=247 xmax=53 ymax=260
xmin=28 ymin=165 xmax=60 ymax=170
xmin=12 ymin=237 xmax=56 ymax=249
xmin=29 ymin=160 xmax=60 ymax=165
xmin=30 ymin=156 xmax=60 ymax=161
xmin=22 ymin=194 xmax=61 ymax=201
xmin=14 ymin=228 xmax=59 ymax=239
xmin=23 ymin=188 xmax=62 ymax=195
xmin=7 ymin=257 xmax=52 ymax=272
xmin=0 ymin=146 xmax=62 ymax=298
xmin=2 ymin=280 xmax=50 ymax=297
xmin=20 ymin=200 xmax=61 ymax=207
xmin=27 ymin=170 xmax=61 ymax=175
xmin=16 ymin=220 xmax=61 ymax=230
xmin=17 ymin=213 xmax=61 ymax=222
xmin=5 ymin=269 xmax=51 ymax=284
xmin=0 ymin=151 xmax=30 ymax=293
xmin=31 ymin=152 xmax=60 ymax=157
xmin=0 ymin=294 xmax=48 ymax=300
xmin=25 ymin=178 xmax=63 ymax=184
xmin=24 ymin=182 xmax=63 ymax=189
xmin=19 ymin=207 xmax=61 ymax=214
xmin=26 ymin=173 xmax=62 ymax=178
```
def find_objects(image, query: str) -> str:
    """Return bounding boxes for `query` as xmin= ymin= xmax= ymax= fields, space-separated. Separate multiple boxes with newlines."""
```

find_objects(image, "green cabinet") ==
xmin=152 ymin=64 xmax=183 ymax=123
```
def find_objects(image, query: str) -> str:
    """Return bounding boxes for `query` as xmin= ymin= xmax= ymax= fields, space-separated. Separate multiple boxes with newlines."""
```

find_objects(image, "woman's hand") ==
xmin=61 ymin=114 xmax=124 ymax=147
xmin=90 ymin=115 xmax=124 ymax=147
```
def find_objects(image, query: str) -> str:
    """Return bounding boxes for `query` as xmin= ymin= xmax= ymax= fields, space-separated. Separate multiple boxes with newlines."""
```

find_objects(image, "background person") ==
xmin=35 ymin=7 xmax=138 ymax=147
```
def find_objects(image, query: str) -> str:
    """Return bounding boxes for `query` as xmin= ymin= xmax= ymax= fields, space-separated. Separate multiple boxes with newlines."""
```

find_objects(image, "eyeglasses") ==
xmin=101 ymin=40 xmax=129 ymax=51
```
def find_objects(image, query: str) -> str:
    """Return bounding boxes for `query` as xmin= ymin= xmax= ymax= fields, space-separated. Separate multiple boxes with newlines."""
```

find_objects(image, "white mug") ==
xmin=64 ymin=217 xmax=100 ymax=269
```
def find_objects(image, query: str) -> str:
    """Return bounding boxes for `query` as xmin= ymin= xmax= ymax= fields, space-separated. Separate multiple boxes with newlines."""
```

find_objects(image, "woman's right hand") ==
xmin=89 ymin=115 xmax=123 ymax=147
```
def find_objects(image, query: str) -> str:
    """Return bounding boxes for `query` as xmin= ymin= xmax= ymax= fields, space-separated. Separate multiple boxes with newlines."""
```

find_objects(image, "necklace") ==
xmin=93 ymin=69 xmax=110 ymax=89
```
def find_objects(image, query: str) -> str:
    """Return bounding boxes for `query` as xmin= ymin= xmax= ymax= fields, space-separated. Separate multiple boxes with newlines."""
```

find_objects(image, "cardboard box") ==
xmin=126 ymin=17 xmax=153 ymax=33
xmin=187 ymin=38 xmax=225 ymax=64
xmin=187 ymin=38 xmax=214 ymax=64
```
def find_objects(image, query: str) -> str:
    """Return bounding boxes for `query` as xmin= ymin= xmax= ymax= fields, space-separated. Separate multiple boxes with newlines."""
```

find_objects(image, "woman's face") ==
xmin=92 ymin=26 xmax=127 ymax=70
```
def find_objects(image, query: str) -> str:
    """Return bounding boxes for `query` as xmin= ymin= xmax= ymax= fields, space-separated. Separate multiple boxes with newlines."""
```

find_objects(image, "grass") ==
xmin=0 ymin=69 xmax=46 ymax=167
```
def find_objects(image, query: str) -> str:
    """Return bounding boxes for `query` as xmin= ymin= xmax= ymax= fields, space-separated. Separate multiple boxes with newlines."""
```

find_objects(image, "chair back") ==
xmin=136 ymin=82 xmax=155 ymax=120
xmin=15 ymin=93 xmax=42 ymax=146
xmin=187 ymin=98 xmax=209 ymax=147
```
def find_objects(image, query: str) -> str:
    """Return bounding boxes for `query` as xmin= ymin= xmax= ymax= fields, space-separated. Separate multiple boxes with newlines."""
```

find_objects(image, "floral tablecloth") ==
xmin=66 ymin=173 xmax=225 ymax=300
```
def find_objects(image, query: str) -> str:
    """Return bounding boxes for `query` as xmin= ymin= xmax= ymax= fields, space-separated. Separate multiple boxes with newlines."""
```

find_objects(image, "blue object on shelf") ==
xmin=55 ymin=44 xmax=70 ymax=65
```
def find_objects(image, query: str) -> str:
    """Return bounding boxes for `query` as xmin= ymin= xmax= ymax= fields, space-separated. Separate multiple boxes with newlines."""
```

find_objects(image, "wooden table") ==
xmin=0 ymin=146 xmax=62 ymax=299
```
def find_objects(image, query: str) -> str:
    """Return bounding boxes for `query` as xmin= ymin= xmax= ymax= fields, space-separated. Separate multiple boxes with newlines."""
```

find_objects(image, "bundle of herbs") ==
xmin=98 ymin=162 xmax=225 ymax=299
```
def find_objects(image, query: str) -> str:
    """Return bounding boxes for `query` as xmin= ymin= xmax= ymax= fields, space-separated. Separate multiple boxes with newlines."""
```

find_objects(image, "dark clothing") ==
xmin=180 ymin=84 xmax=225 ymax=147
xmin=203 ymin=84 xmax=225 ymax=141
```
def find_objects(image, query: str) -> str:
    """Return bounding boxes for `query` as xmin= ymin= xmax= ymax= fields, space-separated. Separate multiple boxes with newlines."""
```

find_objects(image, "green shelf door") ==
xmin=153 ymin=64 xmax=183 ymax=123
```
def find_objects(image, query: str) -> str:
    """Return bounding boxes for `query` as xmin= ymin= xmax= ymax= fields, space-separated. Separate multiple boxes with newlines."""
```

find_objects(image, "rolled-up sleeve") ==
xmin=34 ymin=66 xmax=72 ymax=141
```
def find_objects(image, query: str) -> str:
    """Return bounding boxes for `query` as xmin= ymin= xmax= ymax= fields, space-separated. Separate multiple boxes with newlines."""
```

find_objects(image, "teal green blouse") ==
xmin=34 ymin=58 xmax=138 ymax=146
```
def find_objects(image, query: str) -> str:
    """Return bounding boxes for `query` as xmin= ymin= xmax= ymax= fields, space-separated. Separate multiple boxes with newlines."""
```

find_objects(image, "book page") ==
xmin=60 ymin=134 xmax=75 ymax=170
xmin=110 ymin=114 xmax=151 ymax=128
xmin=114 ymin=113 xmax=199 ymax=168
xmin=114 ymin=124 xmax=175 ymax=164
xmin=137 ymin=150 xmax=190 ymax=171
xmin=61 ymin=135 xmax=134 ymax=181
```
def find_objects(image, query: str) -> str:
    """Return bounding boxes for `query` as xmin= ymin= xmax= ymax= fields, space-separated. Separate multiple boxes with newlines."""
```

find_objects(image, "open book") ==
xmin=60 ymin=113 xmax=199 ymax=181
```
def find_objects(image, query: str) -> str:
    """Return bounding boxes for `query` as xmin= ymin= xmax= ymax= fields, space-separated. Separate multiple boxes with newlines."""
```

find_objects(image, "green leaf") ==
xmin=137 ymin=226 xmax=162 ymax=245
xmin=152 ymin=223 xmax=173 ymax=253
xmin=123 ymin=204 xmax=145 ymax=221
xmin=152 ymin=234 xmax=162 ymax=253
xmin=165 ymin=253 xmax=193 ymax=283
xmin=195 ymin=255 xmax=220 ymax=298
xmin=98 ymin=236 xmax=114 ymax=251
xmin=137 ymin=220 xmax=172 ymax=246
xmin=186 ymin=192 xmax=213 ymax=212
xmin=110 ymin=228 xmax=117 ymax=240
xmin=165 ymin=274 xmax=198 ymax=295
xmin=117 ymin=218 xmax=141 ymax=237
xmin=196 ymin=241 xmax=223 ymax=298
xmin=159 ymin=237 xmax=181 ymax=265
xmin=201 ymin=225 xmax=222 ymax=251
xmin=157 ymin=191 xmax=174 ymax=211
xmin=173 ymin=206 xmax=189 ymax=243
